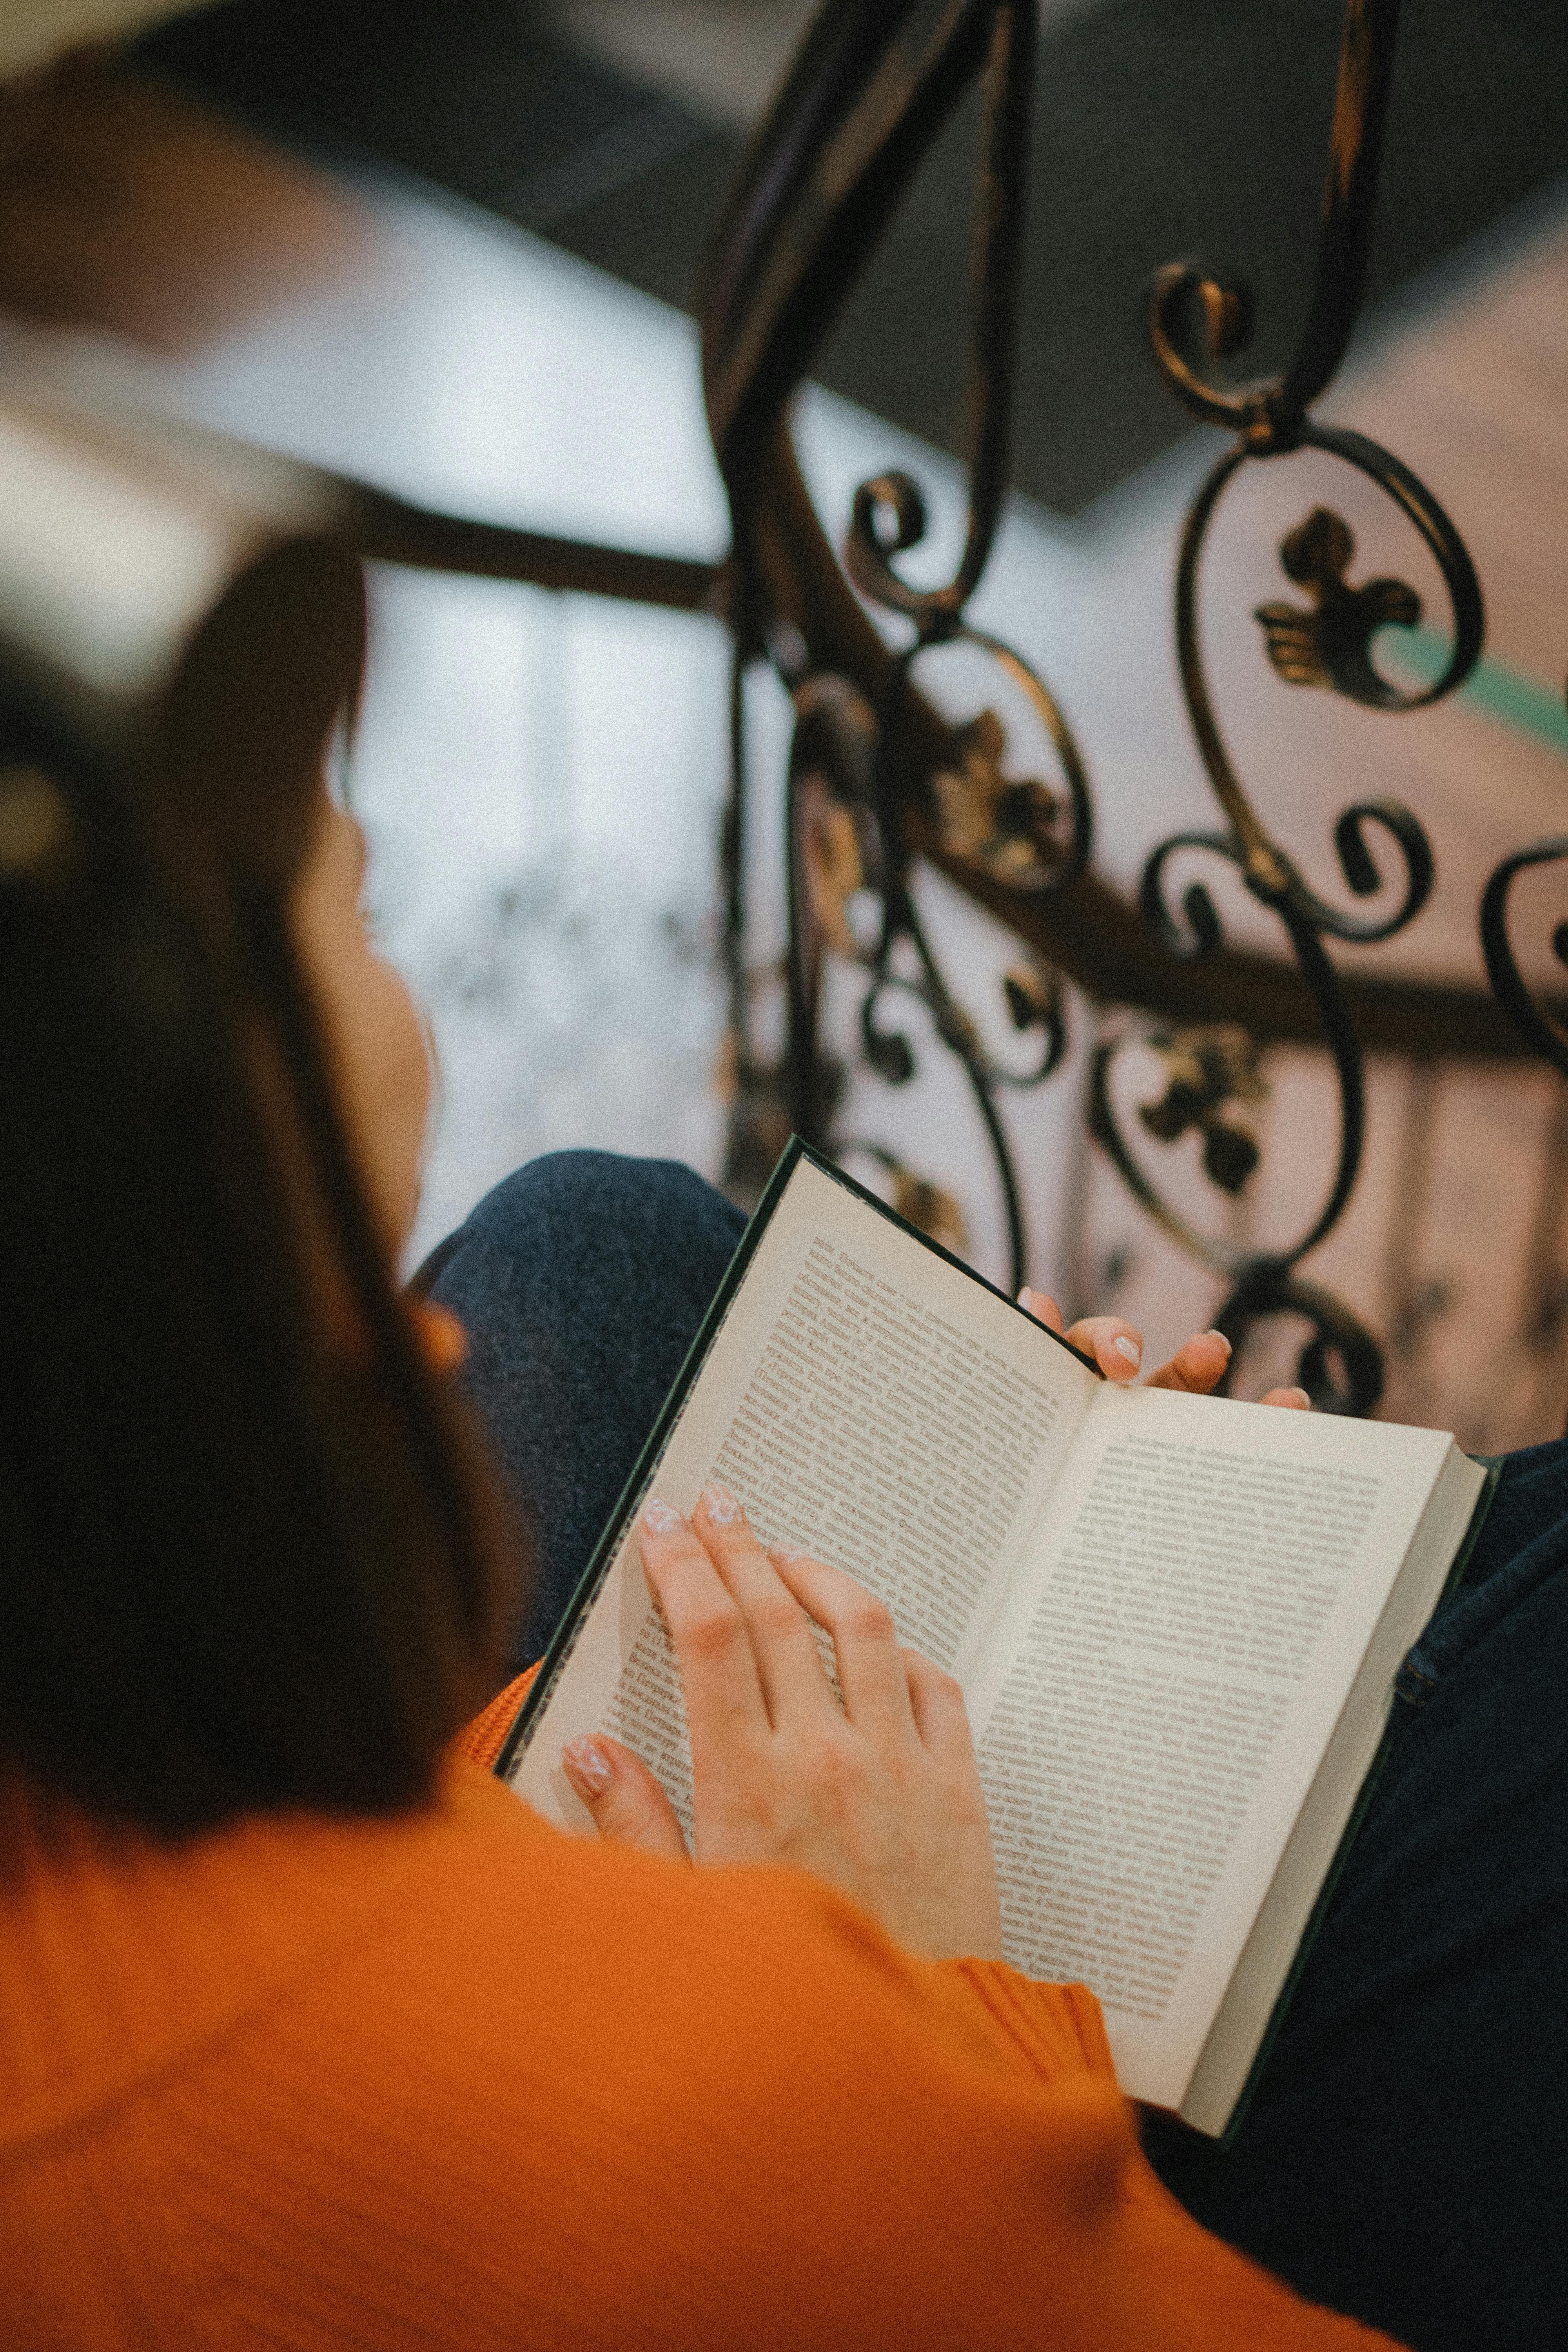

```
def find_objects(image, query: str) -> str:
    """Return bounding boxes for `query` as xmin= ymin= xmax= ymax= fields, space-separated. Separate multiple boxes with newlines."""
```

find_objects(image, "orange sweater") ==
xmin=0 ymin=1675 xmax=1401 ymax=2351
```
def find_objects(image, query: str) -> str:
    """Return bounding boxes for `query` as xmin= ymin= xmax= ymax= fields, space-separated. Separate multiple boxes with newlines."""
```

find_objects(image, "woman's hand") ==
xmin=1016 ymin=1288 xmax=1310 ymax=1410
xmin=561 ymin=1486 xmax=1003 ymax=1964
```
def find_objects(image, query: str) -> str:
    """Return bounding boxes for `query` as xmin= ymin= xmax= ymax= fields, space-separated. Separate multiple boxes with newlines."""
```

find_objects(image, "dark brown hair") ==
xmin=0 ymin=543 xmax=521 ymax=1833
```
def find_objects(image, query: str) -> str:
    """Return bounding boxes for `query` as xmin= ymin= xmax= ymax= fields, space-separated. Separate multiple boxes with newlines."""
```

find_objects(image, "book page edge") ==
xmin=1174 ymin=1442 xmax=1488 ymax=2137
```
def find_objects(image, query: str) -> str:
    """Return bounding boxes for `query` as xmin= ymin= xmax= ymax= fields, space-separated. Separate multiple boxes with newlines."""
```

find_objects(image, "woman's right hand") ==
xmin=1016 ymin=1287 xmax=1311 ymax=1409
xmin=561 ymin=1486 xmax=1004 ymax=1964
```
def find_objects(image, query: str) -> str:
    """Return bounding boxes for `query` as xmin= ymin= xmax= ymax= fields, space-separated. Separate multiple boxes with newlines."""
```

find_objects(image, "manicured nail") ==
xmin=1287 ymin=1387 xmax=1311 ymax=1407
xmin=1205 ymin=1329 xmax=1233 ymax=1359
xmin=769 ymin=1545 xmax=805 ymax=1566
xmin=563 ymin=1737 xmax=613 ymax=1797
xmin=702 ymin=1482 xmax=741 ymax=1526
xmin=642 ymin=1497 xmax=682 ymax=1535
xmin=1017 ymin=1285 xmax=1034 ymax=1311
xmin=1112 ymin=1334 xmax=1141 ymax=1367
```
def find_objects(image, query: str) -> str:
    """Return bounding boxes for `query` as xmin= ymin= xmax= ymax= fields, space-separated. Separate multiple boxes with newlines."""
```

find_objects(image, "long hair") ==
xmin=0 ymin=543 xmax=522 ymax=1834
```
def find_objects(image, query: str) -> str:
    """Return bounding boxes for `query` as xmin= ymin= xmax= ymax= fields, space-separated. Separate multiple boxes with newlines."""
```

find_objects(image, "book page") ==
xmin=967 ymin=1383 xmax=1455 ymax=2108
xmin=1178 ymin=1438 xmax=1483 ymax=2134
xmin=508 ymin=1154 xmax=1097 ymax=1832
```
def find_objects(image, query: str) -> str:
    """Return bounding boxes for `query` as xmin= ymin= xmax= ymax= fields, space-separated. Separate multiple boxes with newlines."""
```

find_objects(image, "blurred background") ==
xmin=2 ymin=0 xmax=1566 ymax=1446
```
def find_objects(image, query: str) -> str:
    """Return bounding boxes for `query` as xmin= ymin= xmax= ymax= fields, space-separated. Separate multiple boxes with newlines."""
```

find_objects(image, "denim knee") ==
xmin=416 ymin=1149 xmax=744 ymax=1298
xmin=419 ymin=1153 xmax=747 ymax=1661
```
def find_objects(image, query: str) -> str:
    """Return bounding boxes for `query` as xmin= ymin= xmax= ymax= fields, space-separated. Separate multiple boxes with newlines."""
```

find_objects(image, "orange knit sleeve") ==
xmin=423 ymin=1678 xmax=1410 ymax=2351
xmin=449 ymin=1664 xmax=539 ymax=1771
xmin=0 ymin=1740 xmax=1412 ymax=2351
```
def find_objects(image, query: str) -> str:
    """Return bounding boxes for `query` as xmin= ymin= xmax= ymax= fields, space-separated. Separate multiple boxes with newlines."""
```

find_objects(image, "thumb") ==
xmin=561 ymin=1735 xmax=690 ymax=1859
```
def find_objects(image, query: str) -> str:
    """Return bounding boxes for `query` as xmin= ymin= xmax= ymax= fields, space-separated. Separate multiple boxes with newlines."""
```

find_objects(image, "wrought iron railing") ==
xmin=12 ymin=0 xmax=1559 ymax=1422
xmin=688 ymin=0 xmax=1566 ymax=1415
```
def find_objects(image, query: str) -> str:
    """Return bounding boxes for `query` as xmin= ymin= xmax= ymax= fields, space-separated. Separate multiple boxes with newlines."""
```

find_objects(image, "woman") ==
xmin=0 ymin=624 xmax=1563 ymax=2352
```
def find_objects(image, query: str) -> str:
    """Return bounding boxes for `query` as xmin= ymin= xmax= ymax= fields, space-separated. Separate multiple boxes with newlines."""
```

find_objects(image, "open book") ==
xmin=495 ymin=1141 xmax=1493 ymax=2136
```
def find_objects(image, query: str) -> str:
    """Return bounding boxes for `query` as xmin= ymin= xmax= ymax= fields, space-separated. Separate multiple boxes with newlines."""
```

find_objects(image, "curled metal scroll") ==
xmin=1098 ymin=834 xmax=1382 ymax=1411
xmin=1164 ymin=436 xmax=1474 ymax=944
xmin=713 ymin=0 xmax=1088 ymax=1293
xmin=1481 ymin=837 xmax=1568 ymax=1079
xmin=1090 ymin=0 xmax=1490 ymax=1412
xmin=841 ymin=0 xmax=1032 ymax=632
xmin=782 ymin=657 xmax=1070 ymax=1289
xmin=1147 ymin=0 xmax=1402 ymax=454
xmin=1477 ymin=666 xmax=1568 ymax=1075
xmin=804 ymin=0 xmax=1084 ymax=1293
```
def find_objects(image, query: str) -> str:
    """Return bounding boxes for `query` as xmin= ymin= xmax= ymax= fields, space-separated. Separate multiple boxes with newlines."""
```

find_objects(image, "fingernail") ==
xmin=769 ymin=1545 xmax=805 ymax=1566
xmin=701 ymin=1482 xmax=741 ymax=1526
xmin=563 ymin=1737 xmax=613 ymax=1797
xmin=642 ymin=1497 xmax=682 ymax=1535
xmin=1287 ymin=1387 xmax=1311 ymax=1407
xmin=1205 ymin=1329 xmax=1233 ymax=1359
xmin=1112 ymin=1334 xmax=1141 ymax=1367
xmin=1017 ymin=1285 xmax=1034 ymax=1312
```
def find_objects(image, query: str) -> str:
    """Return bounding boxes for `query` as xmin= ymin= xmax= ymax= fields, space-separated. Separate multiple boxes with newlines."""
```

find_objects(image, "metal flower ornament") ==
xmin=1254 ymin=507 xmax=1422 ymax=703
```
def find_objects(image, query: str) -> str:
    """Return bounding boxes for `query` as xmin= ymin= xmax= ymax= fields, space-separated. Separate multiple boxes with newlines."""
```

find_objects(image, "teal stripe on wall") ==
xmin=1376 ymin=624 xmax=1568 ymax=759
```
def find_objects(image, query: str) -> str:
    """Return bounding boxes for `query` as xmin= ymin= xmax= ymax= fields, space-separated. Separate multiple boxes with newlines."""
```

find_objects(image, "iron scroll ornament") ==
xmin=1083 ymin=0 xmax=1486 ymax=1414
xmin=710 ymin=0 xmax=1095 ymax=1293
xmin=799 ymin=466 xmax=1091 ymax=1290
xmin=1481 ymin=835 xmax=1568 ymax=1081
xmin=1476 ymin=659 xmax=1568 ymax=1078
xmin=711 ymin=0 xmax=1494 ymax=1392
xmin=1105 ymin=424 xmax=1479 ymax=1399
xmin=795 ymin=0 xmax=1093 ymax=1296
xmin=780 ymin=648 xmax=1075 ymax=1290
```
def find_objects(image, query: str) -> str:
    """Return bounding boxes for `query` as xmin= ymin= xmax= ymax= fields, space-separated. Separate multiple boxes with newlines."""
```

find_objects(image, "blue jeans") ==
xmin=419 ymin=1149 xmax=749 ymax=1666
xmin=425 ymin=1151 xmax=1568 ymax=2352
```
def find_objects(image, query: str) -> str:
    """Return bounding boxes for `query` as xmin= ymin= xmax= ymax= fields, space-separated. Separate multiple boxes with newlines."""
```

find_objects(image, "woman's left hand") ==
xmin=561 ymin=1490 xmax=1004 ymax=1963
xmin=1016 ymin=1289 xmax=1310 ymax=1410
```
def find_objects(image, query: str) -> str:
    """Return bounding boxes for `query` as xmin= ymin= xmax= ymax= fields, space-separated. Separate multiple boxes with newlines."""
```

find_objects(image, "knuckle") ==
xmin=845 ymin=1595 xmax=895 ymax=1644
xmin=682 ymin=1602 xmax=743 ymax=1663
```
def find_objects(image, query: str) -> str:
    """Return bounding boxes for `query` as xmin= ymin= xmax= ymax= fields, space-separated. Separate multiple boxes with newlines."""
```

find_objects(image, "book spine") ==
xmin=490 ymin=1137 xmax=807 ymax=1781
